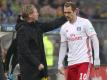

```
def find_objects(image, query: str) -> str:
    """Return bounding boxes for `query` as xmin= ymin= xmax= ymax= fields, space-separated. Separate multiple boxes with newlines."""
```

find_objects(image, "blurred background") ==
xmin=0 ymin=0 xmax=107 ymax=80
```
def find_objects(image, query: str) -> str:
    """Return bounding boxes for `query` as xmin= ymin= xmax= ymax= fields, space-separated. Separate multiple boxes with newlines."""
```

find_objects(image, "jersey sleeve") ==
xmin=58 ymin=27 xmax=68 ymax=69
xmin=85 ymin=20 xmax=96 ymax=37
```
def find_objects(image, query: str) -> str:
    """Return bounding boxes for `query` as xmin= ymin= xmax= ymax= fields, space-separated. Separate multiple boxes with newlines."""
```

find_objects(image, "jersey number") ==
xmin=80 ymin=73 xmax=87 ymax=80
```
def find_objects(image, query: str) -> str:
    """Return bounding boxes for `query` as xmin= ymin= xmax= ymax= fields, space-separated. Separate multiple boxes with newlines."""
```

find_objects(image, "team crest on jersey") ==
xmin=77 ymin=27 xmax=81 ymax=31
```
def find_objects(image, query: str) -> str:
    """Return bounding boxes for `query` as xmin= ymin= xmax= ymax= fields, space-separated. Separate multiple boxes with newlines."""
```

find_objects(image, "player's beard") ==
xmin=67 ymin=16 xmax=74 ymax=23
xmin=66 ymin=16 xmax=71 ymax=20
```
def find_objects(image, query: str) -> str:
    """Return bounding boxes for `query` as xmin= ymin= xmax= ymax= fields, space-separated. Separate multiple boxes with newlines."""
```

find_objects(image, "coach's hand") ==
xmin=58 ymin=67 xmax=65 ymax=75
xmin=4 ymin=72 xmax=8 ymax=79
xmin=38 ymin=64 xmax=44 ymax=71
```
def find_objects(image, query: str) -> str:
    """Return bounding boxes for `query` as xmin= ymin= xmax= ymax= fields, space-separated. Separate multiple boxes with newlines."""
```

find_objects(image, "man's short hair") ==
xmin=21 ymin=4 xmax=35 ymax=20
xmin=64 ymin=1 xmax=77 ymax=11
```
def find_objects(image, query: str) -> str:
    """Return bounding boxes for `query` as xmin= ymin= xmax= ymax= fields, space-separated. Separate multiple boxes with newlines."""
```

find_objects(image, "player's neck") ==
xmin=69 ymin=15 xmax=77 ymax=24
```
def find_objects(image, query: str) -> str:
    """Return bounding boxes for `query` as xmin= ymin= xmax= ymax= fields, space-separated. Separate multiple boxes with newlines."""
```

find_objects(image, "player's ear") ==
xmin=75 ymin=8 xmax=80 ymax=15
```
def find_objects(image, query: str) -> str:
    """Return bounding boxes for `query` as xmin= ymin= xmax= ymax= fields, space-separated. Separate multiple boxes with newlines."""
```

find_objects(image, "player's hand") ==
xmin=38 ymin=64 xmax=44 ymax=71
xmin=58 ymin=67 xmax=65 ymax=75
xmin=94 ymin=58 xmax=100 ymax=68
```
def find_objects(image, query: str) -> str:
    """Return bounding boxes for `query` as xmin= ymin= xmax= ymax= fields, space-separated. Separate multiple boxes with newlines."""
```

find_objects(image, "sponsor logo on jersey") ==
xmin=67 ymin=34 xmax=82 ymax=41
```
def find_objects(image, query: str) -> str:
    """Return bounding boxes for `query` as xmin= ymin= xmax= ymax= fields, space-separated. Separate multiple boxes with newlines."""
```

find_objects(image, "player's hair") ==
xmin=64 ymin=1 xmax=77 ymax=11
xmin=21 ymin=4 xmax=35 ymax=20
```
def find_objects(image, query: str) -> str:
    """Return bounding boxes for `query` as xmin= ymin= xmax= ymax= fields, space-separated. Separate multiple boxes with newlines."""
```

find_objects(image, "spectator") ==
xmin=39 ymin=0 xmax=56 ymax=17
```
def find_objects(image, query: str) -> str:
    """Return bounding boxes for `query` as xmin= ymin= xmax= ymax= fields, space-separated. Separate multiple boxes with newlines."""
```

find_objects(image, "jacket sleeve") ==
xmin=40 ymin=16 xmax=67 ymax=32
xmin=5 ymin=42 xmax=13 ymax=72
xmin=17 ymin=27 xmax=41 ymax=67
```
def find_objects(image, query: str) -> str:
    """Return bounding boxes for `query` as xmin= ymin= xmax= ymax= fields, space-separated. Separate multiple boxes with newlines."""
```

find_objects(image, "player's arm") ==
xmin=90 ymin=35 xmax=100 ymax=67
xmin=85 ymin=19 xmax=100 ymax=67
xmin=58 ymin=28 xmax=67 ymax=75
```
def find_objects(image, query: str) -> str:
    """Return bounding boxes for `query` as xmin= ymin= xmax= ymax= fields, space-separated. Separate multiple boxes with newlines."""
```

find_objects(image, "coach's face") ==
xmin=29 ymin=7 xmax=39 ymax=21
xmin=64 ymin=6 xmax=76 ymax=22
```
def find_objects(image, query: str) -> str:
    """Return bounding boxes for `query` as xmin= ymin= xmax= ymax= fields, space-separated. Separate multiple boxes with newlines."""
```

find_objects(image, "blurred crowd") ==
xmin=0 ymin=0 xmax=107 ymax=24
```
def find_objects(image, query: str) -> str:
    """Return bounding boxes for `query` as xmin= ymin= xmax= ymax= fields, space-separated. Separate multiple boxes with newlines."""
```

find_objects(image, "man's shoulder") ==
xmin=77 ymin=16 xmax=88 ymax=22
xmin=61 ymin=21 xmax=69 ymax=29
xmin=15 ymin=21 xmax=28 ymax=31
